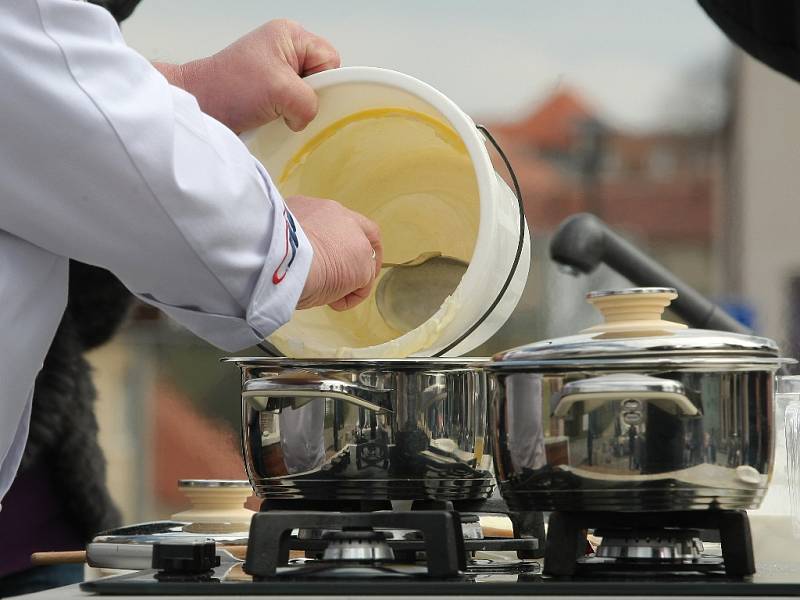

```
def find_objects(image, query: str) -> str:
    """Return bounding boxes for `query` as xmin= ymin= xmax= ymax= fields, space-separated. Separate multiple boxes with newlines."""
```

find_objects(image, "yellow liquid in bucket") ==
xmin=275 ymin=108 xmax=480 ymax=354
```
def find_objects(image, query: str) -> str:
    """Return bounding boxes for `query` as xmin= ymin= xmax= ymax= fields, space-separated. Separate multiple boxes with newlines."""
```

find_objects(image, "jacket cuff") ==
xmin=245 ymin=162 xmax=313 ymax=340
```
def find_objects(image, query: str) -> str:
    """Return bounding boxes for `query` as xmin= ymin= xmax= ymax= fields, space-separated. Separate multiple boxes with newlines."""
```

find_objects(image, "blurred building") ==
xmin=715 ymin=51 xmax=800 ymax=359
xmin=491 ymin=88 xmax=717 ymax=292
xmin=89 ymin=320 xmax=249 ymax=524
xmin=475 ymin=87 xmax=722 ymax=353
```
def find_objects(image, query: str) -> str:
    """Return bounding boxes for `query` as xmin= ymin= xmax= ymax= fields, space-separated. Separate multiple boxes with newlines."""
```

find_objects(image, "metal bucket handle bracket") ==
xmin=242 ymin=377 xmax=392 ymax=414
xmin=553 ymin=374 xmax=701 ymax=418
xmin=434 ymin=124 xmax=527 ymax=356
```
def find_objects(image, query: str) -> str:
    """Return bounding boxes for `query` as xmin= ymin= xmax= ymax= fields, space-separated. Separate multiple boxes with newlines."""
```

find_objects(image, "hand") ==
xmin=286 ymin=196 xmax=382 ymax=311
xmin=160 ymin=19 xmax=340 ymax=133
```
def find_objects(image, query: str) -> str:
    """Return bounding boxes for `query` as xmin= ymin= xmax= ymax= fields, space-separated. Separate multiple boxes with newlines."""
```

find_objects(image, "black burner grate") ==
xmin=543 ymin=510 xmax=754 ymax=577
xmin=245 ymin=511 xmax=467 ymax=579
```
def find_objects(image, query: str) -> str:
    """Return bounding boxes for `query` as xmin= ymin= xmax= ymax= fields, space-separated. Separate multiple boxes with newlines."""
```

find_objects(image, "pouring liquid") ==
xmin=274 ymin=108 xmax=480 ymax=355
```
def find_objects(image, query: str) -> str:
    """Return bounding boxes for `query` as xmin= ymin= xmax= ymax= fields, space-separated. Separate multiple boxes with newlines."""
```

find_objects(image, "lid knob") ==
xmin=581 ymin=287 xmax=688 ymax=337
xmin=171 ymin=479 xmax=255 ymax=534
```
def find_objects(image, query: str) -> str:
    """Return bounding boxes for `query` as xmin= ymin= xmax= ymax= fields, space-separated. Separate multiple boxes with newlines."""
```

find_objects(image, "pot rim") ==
xmin=485 ymin=356 xmax=795 ymax=372
xmin=177 ymin=479 xmax=250 ymax=488
xmin=222 ymin=356 xmax=488 ymax=369
xmin=492 ymin=329 xmax=782 ymax=363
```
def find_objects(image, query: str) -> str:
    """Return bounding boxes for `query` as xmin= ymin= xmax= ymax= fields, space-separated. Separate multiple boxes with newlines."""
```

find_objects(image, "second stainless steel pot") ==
xmin=224 ymin=358 xmax=493 ymax=502
xmin=487 ymin=288 xmax=795 ymax=512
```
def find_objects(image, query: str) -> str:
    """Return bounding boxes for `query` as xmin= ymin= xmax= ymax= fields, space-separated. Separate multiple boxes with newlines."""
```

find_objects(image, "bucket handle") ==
xmin=257 ymin=125 xmax=527 ymax=358
xmin=432 ymin=124 xmax=527 ymax=356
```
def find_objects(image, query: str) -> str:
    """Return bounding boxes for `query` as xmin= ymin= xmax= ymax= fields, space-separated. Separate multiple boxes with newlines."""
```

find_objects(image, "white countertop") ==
xmin=16 ymin=586 xmax=799 ymax=600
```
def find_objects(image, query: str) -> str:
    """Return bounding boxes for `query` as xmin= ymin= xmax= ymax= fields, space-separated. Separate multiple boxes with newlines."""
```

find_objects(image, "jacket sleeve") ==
xmin=0 ymin=0 xmax=313 ymax=351
xmin=698 ymin=0 xmax=800 ymax=83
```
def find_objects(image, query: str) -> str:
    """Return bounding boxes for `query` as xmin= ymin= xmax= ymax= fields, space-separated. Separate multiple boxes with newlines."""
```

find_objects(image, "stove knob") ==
xmin=151 ymin=541 xmax=220 ymax=574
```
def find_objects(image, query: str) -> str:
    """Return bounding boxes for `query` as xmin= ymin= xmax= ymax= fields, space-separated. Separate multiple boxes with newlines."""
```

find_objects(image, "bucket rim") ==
xmin=245 ymin=66 xmax=530 ymax=357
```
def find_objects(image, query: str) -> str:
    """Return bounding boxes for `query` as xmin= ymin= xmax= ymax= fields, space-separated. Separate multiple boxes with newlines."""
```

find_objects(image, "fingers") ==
xmin=275 ymin=19 xmax=340 ymax=76
xmin=329 ymin=286 xmax=372 ymax=312
xmin=197 ymin=19 xmax=340 ymax=132
xmin=273 ymin=65 xmax=319 ymax=131
xmin=335 ymin=211 xmax=382 ymax=310
xmin=299 ymin=33 xmax=341 ymax=76
xmin=288 ymin=195 xmax=382 ymax=312
xmin=277 ymin=21 xmax=339 ymax=130
xmin=349 ymin=210 xmax=383 ymax=268
xmin=330 ymin=234 xmax=378 ymax=311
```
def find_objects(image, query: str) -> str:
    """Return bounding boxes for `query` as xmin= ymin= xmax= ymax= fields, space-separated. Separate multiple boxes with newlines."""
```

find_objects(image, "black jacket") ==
xmin=699 ymin=0 xmax=800 ymax=83
xmin=22 ymin=263 xmax=132 ymax=539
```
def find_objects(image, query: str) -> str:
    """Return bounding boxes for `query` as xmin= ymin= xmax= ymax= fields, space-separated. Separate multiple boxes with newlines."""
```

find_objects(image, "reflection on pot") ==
xmin=492 ymin=370 xmax=774 ymax=512
xmin=506 ymin=375 xmax=546 ymax=473
xmin=488 ymin=287 xmax=791 ymax=513
xmin=233 ymin=359 xmax=495 ymax=501
xmin=279 ymin=401 xmax=326 ymax=474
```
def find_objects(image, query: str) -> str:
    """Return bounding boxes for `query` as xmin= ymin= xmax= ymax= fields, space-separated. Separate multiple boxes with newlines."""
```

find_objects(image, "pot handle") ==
xmin=553 ymin=374 xmax=700 ymax=418
xmin=242 ymin=377 xmax=392 ymax=414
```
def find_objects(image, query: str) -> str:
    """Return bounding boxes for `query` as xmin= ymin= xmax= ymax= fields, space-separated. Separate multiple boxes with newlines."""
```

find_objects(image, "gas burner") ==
xmin=261 ymin=495 xmax=543 ymax=559
xmin=594 ymin=529 xmax=704 ymax=562
xmin=245 ymin=511 xmax=467 ymax=579
xmin=544 ymin=510 xmax=754 ymax=577
xmin=299 ymin=512 xmax=484 ymax=542
xmin=320 ymin=530 xmax=394 ymax=562
xmin=242 ymin=512 xmax=542 ymax=582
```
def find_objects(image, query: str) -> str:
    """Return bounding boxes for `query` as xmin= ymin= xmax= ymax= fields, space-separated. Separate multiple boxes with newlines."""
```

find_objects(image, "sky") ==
xmin=122 ymin=0 xmax=731 ymax=131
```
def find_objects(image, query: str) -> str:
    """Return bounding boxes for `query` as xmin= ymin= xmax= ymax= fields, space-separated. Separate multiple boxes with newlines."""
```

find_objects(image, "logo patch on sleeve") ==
xmin=272 ymin=208 xmax=300 ymax=284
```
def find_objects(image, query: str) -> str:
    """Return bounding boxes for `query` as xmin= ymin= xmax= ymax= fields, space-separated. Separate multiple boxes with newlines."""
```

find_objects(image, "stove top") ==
xmin=80 ymin=508 xmax=800 ymax=597
xmin=80 ymin=562 xmax=800 ymax=597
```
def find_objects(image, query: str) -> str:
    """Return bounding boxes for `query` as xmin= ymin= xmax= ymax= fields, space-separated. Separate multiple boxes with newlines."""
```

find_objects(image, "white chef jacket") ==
xmin=0 ymin=0 xmax=313 ymax=504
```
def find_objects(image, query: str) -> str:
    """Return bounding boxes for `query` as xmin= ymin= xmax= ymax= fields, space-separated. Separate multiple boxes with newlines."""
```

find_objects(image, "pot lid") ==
xmin=492 ymin=288 xmax=781 ymax=365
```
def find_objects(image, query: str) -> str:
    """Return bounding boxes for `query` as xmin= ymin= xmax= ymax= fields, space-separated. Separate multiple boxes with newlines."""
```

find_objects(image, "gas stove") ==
xmin=79 ymin=504 xmax=800 ymax=597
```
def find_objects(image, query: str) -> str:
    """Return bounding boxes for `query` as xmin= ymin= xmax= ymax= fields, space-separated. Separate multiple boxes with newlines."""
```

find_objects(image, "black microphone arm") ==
xmin=549 ymin=213 xmax=751 ymax=335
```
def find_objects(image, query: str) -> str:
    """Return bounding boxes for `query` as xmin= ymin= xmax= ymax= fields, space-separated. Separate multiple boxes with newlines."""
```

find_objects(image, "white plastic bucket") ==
xmin=244 ymin=67 xmax=531 ymax=357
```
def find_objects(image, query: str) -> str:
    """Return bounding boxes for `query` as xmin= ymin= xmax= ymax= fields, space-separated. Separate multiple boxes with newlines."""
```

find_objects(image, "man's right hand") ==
xmin=287 ymin=196 xmax=382 ymax=311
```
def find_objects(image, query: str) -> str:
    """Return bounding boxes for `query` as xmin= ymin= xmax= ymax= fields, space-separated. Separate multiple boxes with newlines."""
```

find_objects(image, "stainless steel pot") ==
xmin=487 ymin=288 xmax=795 ymax=512
xmin=223 ymin=358 xmax=493 ymax=502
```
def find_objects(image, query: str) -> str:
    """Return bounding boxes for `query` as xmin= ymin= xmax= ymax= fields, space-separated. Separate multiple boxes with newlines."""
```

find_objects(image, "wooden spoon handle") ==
xmin=222 ymin=545 xmax=248 ymax=560
xmin=31 ymin=545 xmax=250 ymax=569
xmin=31 ymin=550 xmax=87 ymax=565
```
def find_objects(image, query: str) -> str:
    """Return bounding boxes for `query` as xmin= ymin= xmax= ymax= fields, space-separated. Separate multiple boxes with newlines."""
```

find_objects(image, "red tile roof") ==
xmin=486 ymin=89 xmax=715 ymax=242
xmin=496 ymin=87 xmax=595 ymax=151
